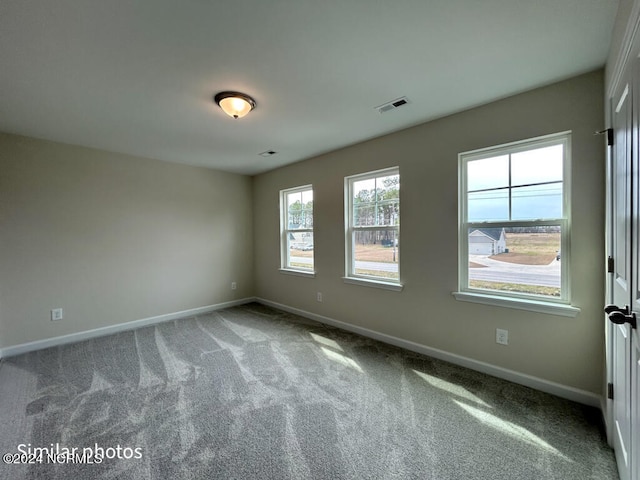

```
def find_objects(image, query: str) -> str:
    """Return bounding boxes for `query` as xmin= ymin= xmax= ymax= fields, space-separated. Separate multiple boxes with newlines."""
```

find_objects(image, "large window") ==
xmin=280 ymin=185 xmax=314 ymax=273
xmin=345 ymin=167 xmax=400 ymax=287
xmin=457 ymin=132 xmax=571 ymax=308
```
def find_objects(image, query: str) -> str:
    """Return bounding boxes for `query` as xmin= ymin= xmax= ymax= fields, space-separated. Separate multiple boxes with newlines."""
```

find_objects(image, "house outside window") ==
xmin=280 ymin=185 xmax=314 ymax=274
xmin=469 ymin=228 xmax=507 ymax=255
xmin=344 ymin=167 xmax=401 ymax=290
xmin=455 ymin=132 xmax=574 ymax=313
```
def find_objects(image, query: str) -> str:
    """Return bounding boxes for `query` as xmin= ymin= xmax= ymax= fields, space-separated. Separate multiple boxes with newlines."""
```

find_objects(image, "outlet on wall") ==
xmin=496 ymin=328 xmax=509 ymax=345
xmin=231 ymin=282 xmax=237 ymax=290
xmin=51 ymin=308 xmax=64 ymax=321
xmin=317 ymin=292 xmax=323 ymax=302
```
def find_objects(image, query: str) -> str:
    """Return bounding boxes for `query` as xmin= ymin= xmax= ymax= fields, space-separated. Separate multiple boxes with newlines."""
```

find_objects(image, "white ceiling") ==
xmin=0 ymin=0 xmax=618 ymax=175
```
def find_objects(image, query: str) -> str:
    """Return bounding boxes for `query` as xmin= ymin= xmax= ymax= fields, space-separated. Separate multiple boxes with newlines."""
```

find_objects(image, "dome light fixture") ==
xmin=214 ymin=91 xmax=256 ymax=119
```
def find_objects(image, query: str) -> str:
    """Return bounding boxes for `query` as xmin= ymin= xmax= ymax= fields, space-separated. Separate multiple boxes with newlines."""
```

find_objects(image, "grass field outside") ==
xmin=292 ymin=249 xmax=313 ymax=258
xmin=470 ymin=232 xmax=561 ymax=297
xmin=294 ymin=234 xmax=557 ymax=267
xmin=289 ymin=261 xmax=313 ymax=269
xmin=352 ymin=244 xmax=399 ymax=279
xmin=354 ymin=268 xmax=398 ymax=279
xmin=353 ymin=244 xmax=398 ymax=263
xmin=292 ymin=243 xmax=399 ymax=263
xmin=469 ymin=280 xmax=561 ymax=297
xmin=490 ymin=232 xmax=560 ymax=265
xmin=292 ymin=233 xmax=559 ymax=292
xmin=291 ymin=243 xmax=398 ymax=278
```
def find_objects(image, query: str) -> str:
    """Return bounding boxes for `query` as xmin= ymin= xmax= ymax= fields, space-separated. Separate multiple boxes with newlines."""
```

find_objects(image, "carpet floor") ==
xmin=0 ymin=302 xmax=618 ymax=479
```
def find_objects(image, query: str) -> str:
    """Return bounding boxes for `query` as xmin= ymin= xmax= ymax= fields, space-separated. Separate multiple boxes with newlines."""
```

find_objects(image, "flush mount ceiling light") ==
xmin=214 ymin=91 xmax=256 ymax=119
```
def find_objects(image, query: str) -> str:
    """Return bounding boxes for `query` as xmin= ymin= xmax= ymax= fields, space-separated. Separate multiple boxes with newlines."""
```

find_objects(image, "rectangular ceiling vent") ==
xmin=375 ymin=96 xmax=410 ymax=114
xmin=259 ymin=150 xmax=278 ymax=157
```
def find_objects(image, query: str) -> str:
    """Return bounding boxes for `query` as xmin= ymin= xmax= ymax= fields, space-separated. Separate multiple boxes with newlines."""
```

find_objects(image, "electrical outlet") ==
xmin=496 ymin=328 xmax=509 ymax=345
xmin=317 ymin=292 xmax=323 ymax=302
xmin=231 ymin=282 xmax=237 ymax=290
xmin=51 ymin=308 xmax=64 ymax=321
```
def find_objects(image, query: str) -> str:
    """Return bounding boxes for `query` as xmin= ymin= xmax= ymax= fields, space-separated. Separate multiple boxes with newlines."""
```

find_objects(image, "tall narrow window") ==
xmin=457 ymin=132 xmax=571 ymax=305
xmin=345 ymin=167 xmax=400 ymax=287
xmin=280 ymin=185 xmax=314 ymax=273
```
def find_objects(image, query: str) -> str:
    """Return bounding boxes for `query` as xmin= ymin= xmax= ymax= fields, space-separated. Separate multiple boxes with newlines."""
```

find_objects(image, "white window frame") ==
xmin=344 ymin=167 xmax=402 ymax=291
xmin=454 ymin=132 xmax=580 ymax=317
xmin=280 ymin=185 xmax=315 ymax=277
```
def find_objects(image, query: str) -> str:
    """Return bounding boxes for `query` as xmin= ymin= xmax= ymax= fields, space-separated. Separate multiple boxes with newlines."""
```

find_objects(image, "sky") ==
xmin=467 ymin=144 xmax=563 ymax=222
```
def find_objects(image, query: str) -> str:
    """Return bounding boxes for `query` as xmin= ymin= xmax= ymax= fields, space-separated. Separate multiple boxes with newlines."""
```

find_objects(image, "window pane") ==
xmin=511 ymin=145 xmax=563 ymax=186
xmin=467 ymin=155 xmax=509 ymax=191
xmin=353 ymin=229 xmax=398 ymax=280
xmin=378 ymin=174 xmax=400 ymax=191
xmin=287 ymin=232 xmax=314 ymax=270
xmin=468 ymin=226 xmax=561 ymax=297
xmin=377 ymin=174 xmax=400 ymax=227
xmin=352 ymin=175 xmax=399 ymax=227
xmin=512 ymin=183 xmax=562 ymax=220
xmin=468 ymin=189 xmax=509 ymax=222
xmin=354 ymin=203 xmax=375 ymax=226
xmin=287 ymin=190 xmax=313 ymax=229
xmin=353 ymin=178 xmax=376 ymax=200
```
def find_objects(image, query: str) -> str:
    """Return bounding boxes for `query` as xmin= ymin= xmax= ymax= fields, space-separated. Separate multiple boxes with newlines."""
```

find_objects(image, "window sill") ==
xmin=452 ymin=291 xmax=580 ymax=317
xmin=279 ymin=268 xmax=316 ymax=278
xmin=342 ymin=276 xmax=403 ymax=291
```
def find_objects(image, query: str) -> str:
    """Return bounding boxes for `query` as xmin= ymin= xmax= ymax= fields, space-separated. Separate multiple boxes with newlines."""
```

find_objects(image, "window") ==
xmin=345 ymin=167 xmax=401 ymax=289
xmin=456 ymin=132 xmax=577 ymax=315
xmin=280 ymin=185 xmax=314 ymax=274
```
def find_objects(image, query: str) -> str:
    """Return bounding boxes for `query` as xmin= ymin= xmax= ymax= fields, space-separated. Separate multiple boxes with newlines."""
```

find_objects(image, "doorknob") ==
xmin=608 ymin=311 xmax=637 ymax=328
xmin=604 ymin=304 xmax=629 ymax=315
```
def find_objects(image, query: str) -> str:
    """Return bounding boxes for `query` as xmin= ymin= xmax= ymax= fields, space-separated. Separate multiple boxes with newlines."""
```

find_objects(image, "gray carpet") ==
xmin=0 ymin=302 xmax=618 ymax=479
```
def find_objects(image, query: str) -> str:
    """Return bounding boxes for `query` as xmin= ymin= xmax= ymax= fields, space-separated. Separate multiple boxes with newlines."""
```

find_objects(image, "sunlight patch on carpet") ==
xmin=413 ymin=370 xmax=492 ymax=408
xmin=320 ymin=347 xmax=363 ymax=372
xmin=309 ymin=333 xmax=343 ymax=352
xmin=454 ymin=400 xmax=571 ymax=460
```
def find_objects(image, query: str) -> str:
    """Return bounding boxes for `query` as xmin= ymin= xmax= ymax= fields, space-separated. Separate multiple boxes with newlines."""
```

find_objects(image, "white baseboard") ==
xmin=0 ymin=298 xmax=255 ymax=358
xmin=602 ymin=396 xmax=614 ymax=447
xmin=257 ymin=297 xmax=602 ymax=408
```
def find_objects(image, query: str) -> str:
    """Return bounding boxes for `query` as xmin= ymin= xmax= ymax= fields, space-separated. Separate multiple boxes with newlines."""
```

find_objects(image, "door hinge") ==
xmin=608 ymin=256 xmax=614 ymax=273
xmin=595 ymin=128 xmax=614 ymax=146
xmin=608 ymin=382 xmax=614 ymax=400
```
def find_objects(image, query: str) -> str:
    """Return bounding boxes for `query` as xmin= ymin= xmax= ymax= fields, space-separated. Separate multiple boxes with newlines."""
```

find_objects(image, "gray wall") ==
xmin=0 ymin=133 xmax=253 ymax=348
xmin=253 ymin=70 xmax=606 ymax=394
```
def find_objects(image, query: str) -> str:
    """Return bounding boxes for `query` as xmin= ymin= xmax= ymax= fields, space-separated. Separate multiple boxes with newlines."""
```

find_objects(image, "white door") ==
xmin=608 ymin=59 xmax=639 ymax=480
xmin=629 ymin=56 xmax=640 ymax=480
xmin=610 ymin=73 xmax=633 ymax=480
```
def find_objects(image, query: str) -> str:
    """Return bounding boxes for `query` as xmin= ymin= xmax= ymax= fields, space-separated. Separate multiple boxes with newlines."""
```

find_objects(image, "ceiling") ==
xmin=0 ymin=0 xmax=618 ymax=175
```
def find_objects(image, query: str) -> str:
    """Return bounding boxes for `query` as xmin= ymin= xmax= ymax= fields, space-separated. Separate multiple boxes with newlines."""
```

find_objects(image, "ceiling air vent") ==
xmin=375 ymin=96 xmax=410 ymax=114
